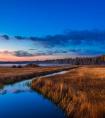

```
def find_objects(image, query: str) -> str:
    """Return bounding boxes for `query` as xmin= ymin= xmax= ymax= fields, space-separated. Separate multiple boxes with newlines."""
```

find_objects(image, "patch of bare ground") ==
xmin=31 ymin=66 xmax=105 ymax=118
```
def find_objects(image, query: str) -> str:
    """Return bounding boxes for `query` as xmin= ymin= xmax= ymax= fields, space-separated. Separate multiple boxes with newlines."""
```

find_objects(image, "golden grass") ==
xmin=31 ymin=66 xmax=105 ymax=118
xmin=0 ymin=66 xmax=72 ymax=85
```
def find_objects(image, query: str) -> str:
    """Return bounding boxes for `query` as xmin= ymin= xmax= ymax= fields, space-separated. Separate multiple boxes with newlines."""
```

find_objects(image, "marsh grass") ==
xmin=0 ymin=66 xmax=72 ymax=86
xmin=31 ymin=66 xmax=105 ymax=118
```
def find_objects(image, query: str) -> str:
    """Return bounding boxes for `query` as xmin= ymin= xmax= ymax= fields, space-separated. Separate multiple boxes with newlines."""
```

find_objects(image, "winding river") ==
xmin=0 ymin=71 xmax=67 ymax=118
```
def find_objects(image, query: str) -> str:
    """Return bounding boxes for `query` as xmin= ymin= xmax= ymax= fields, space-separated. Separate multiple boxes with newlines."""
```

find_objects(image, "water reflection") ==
xmin=0 ymin=70 xmax=67 ymax=118
xmin=0 ymin=70 xmax=68 ymax=95
xmin=0 ymin=80 xmax=31 ymax=94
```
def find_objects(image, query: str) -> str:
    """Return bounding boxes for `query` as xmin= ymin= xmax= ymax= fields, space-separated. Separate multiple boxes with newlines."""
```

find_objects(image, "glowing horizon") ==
xmin=0 ymin=30 xmax=105 ymax=61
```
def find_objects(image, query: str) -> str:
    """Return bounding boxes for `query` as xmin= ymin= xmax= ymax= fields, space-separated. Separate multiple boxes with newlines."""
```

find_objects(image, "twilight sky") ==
xmin=0 ymin=0 xmax=105 ymax=61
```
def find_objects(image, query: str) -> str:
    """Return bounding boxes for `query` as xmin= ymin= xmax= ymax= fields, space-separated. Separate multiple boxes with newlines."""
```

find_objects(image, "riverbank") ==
xmin=0 ymin=66 xmax=75 ymax=86
xmin=0 ymin=68 xmax=68 ymax=118
xmin=31 ymin=66 xmax=105 ymax=118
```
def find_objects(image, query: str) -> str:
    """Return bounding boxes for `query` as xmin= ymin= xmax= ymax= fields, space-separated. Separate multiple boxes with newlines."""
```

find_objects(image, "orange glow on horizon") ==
xmin=0 ymin=53 xmax=70 ymax=61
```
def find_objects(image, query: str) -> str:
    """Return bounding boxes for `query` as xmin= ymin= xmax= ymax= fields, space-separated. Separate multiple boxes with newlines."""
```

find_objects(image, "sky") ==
xmin=0 ymin=0 xmax=105 ymax=61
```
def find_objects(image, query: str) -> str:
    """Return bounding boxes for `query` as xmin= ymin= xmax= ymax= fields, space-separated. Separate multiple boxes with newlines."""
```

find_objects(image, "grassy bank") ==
xmin=0 ymin=66 xmax=73 ymax=86
xmin=31 ymin=66 xmax=105 ymax=118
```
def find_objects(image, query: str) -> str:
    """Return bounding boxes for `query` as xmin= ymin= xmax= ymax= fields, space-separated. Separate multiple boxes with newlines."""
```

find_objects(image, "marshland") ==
xmin=31 ymin=66 xmax=105 ymax=118
xmin=0 ymin=0 xmax=105 ymax=118
xmin=0 ymin=65 xmax=75 ymax=118
xmin=0 ymin=64 xmax=105 ymax=118
xmin=0 ymin=65 xmax=72 ymax=86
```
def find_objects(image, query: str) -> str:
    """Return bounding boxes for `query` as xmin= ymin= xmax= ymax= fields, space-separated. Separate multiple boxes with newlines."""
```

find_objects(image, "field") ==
xmin=0 ymin=66 xmax=72 ymax=87
xmin=31 ymin=66 xmax=105 ymax=118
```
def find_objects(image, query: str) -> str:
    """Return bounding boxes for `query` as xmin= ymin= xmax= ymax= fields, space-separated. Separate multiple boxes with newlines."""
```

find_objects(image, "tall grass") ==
xmin=0 ymin=66 xmax=72 ymax=85
xmin=31 ymin=66 xmax=105 ymax=118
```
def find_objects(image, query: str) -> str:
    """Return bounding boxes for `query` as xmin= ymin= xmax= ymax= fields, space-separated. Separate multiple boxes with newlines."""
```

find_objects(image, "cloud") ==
xmin=0 ymin=30 xmax=105 ymax=57
xmin=14 ymin=36 xmax=26 ymax=40
xmin=0 ymin=50 xmax=34 ymax=57
xmin=27 ymin=30 xmax=105 ymax=48
xmin=0 ymin=35 xmax=9 ymax=40
xmin=13 ymin=50 xmax=53 ymax=57
xmin=0 ymin=49 xmax=74 ymax=57
xmin=0 ymin=50 xmax=13 ymax=55
xmin=13 ymin=50 xmax=34 ymax=57
xmin=1 ymin=30 xmax=105 ymax=47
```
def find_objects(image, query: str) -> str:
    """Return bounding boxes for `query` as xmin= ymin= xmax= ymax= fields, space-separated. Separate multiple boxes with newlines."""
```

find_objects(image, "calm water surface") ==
xmin=0 ymin=71 xmax=67 ymax=118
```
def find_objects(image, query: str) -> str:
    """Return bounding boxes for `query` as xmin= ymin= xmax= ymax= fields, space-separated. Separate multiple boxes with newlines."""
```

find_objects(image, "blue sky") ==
xmin=0 ymin=0 xmax=105 ymax=36
xmin=0 ymin=0 xmax=105 ymax=61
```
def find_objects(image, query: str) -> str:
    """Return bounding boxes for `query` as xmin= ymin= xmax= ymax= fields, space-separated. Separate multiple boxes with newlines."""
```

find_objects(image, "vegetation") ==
xmin=32 ymin=66 xmax=105 ymax=118
xmin=0 ymin=66 xmax=72 ymax=85
xmin=24 ymin=63 xmax=39 ymax=68
xmin=0 ymin=55 xmax=105 ymax=65
xmin=12 ymin=65 xmax=22 ymax=68
xmin=35 ymin=55 xmax=105 ymax=65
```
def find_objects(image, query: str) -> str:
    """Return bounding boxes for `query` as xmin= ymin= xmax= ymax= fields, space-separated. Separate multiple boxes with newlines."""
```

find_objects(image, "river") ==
xmin=0 ymin=71 xmax=67 ymax=118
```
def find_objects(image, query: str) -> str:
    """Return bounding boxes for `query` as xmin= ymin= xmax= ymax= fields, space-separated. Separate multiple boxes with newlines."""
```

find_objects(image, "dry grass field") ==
xmin=0 ymin=66 xmax=71 ymax=86
xmin=32 ymin=66 xmax=105 ymax=118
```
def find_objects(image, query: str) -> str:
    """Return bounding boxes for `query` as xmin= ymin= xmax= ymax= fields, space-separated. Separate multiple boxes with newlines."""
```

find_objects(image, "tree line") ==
xmin=42 ymin=55 xmax=105 ymax=65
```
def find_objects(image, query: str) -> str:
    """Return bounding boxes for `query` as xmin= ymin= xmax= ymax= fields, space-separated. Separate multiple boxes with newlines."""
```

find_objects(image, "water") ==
xmin=0 ymin=64 xmax=26 ymax=67
xmin=0 ymin=63 xmax=69 ymax=67
xmin=0 ymin=71 xmax=67 ymax=118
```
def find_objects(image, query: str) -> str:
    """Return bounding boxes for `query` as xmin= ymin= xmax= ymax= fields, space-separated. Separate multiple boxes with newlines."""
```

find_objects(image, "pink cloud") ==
xmin=0 ymin=53 xmax=70 ymax=61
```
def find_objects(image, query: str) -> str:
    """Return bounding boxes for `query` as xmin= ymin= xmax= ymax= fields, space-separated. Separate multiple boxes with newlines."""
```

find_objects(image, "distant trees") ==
xmin=10 ymin=55 xmax=105 ymax=67
xmin=41 ymin=55 xmax=105 ymax=65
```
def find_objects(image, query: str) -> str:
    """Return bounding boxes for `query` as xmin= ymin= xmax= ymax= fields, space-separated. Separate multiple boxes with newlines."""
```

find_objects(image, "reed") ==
xmin=0 ymin=66 xmax=72 ymax=85
xmin=31 ymin=66 xmax=105 ymax=118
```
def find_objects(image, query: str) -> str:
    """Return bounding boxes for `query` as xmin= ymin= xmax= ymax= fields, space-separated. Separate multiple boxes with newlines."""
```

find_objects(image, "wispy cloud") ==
xmin=13 ymin=50 xmax=34 ymax=57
